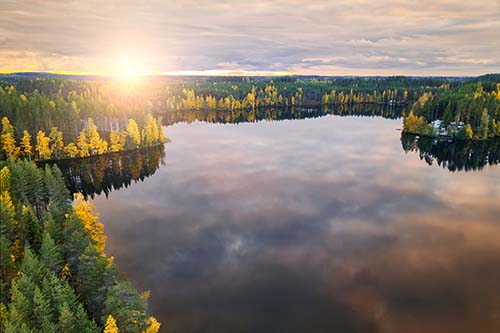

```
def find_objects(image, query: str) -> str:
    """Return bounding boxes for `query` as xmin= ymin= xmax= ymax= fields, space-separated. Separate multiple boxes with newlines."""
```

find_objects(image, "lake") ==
xmin=63 ymin=108 xmax=500 ymax=332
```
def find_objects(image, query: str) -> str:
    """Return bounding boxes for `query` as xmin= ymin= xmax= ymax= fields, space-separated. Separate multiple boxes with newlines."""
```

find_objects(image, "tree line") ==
xmin=47 ymin=143 xmax=165 ymax=199
xmin=0 ymin=159 xmax=160 ymax=332
xmin=403 ymin=79 xmax=500 ymax=140
xmin=0 ymin=75 xmax=461 ymax=133
xmin=1 ymin=114 xmax=165 ymax=161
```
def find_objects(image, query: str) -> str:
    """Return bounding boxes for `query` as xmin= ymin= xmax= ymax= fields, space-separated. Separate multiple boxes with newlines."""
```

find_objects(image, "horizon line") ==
xmin=0 ymin=70 xmax=491 ymax=78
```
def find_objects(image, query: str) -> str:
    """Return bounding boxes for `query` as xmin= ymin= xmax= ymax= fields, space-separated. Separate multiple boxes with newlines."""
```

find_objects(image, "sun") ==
xmin=115 ymin=55 xmax=147 ymax=79
xmin=122 ymin=64 xmax=139 ymax=78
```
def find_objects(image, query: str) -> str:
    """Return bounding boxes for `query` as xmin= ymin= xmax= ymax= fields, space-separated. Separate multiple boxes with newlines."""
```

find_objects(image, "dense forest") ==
xmin=0 ymin=160 xmax=160 ymax=332
xmin=1 ymin=74 xmax=498 ymax=147
xmin=0 ymin=75 xmax=461 ymax=135
xmin=0 ymin=113 xmax=164 ymax=161
xmin=402 ymin=75 xmax=500 ymax=139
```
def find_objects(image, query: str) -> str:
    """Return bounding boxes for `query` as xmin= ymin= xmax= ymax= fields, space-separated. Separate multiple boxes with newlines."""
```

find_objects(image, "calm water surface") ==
xmin=90 ymin=115 xmax=500 ymax=333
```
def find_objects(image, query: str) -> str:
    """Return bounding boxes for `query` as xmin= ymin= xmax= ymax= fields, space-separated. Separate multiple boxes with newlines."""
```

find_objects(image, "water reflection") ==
xmin=161 ymin=104 xmax=404 ymax=126
xmin=47 ymin=144 xmax=165 ymax=198
xmin=91 ymin=116 xmax=500 ymax=333
xmin=401 ymin=133 xmax=500 ymax=172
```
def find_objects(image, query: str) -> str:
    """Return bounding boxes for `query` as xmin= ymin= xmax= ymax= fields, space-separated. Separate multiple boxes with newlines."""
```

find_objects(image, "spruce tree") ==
xmin=40 ymin=231 xmax=63 ymax=274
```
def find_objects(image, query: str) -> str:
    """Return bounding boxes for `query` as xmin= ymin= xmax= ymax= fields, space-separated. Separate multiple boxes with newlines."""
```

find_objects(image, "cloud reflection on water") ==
xmin=93 ymin=116 xmax=500 ymax=333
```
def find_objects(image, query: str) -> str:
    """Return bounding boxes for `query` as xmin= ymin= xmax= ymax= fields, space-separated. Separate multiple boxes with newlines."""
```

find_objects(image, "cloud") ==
xmin=0 ymin=0 xmax=499 ymax=75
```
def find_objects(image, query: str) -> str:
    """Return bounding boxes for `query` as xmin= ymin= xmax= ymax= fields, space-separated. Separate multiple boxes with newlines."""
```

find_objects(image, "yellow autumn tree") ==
xmin=104 ymin=315 xmax=119 ymax=333
xmin=127 ymin=119 xmax=141 ymax=148
xmin=20 ymin=130 xmax=33 ymax=160
xmin=73 ymin=193 xmax=106 ymax=252
xmin=157 ymin=118 xmax=165 ymax=143
xmin=0 ymin=166 xmax=14 ymax=216
xmin=144 ymin=317 xmax=161 ymax=333
xmin=86 ymin=118 xmax=108 ymax=155
xmin=77 ymin=130 xmax=90 ymax=158
xmin=403 ymin=111 xmax=426 ymax=134
xmin=109 ymin=131 xmax=125 ymax=152
xmin=1 ymin=117 xmax=20 ymax=159
xmin=63 ymin=143 xmax=79 ymax=158
xmin=464 ymin=124 xmax=473 ymax=139
xmin=142 ymin=114 xmax=160 ymax=146
xmin=36 ymin=130 xmax=52 ymax=160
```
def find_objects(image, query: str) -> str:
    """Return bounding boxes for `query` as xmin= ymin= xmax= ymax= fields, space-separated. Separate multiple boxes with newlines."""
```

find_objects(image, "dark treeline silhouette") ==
xmin=401 ymin=133 xmax=500 ymax=172
xmin=41 ymin=144 xmax=166 ymax=199
xmin=162 ymin=103 xmax=405 ymax=126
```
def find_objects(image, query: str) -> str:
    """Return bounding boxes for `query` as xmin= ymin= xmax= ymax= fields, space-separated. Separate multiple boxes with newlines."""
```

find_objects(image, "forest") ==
xmin=0 ymin=159 xmax=160 ymax=332
xmin=0 ymin=75 xmax=460 ymax=135
xmin=0 ymin=73 xmax=499 ymax=333
xmin=402 ymin=76 xmax=500 ymax=139
xmin=0 ymin=114 xmax=164 ymax=161
xmin=1 ymin=74 xmax=498 ymax=146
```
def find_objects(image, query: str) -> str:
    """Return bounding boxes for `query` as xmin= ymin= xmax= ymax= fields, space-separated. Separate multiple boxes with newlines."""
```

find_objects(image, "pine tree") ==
xmin=33 ymin=286 xmax=57 ymax=333
xmin=44 ymin=164 xmax=71 ymax=218
xmin=62 ymin=213 xmax=92 ymax=278
xmin=49 ymin=127 xmax=64 ymax=159
xmin=43 ymin=212 xmax=63 ymax=247
xmin=77 ymin=243 xmax=115 ymax=322
xmin=6 ymin=274 xmax=36 ymax=331
xmin=0 ymin=302 xmax=8 ymax=332
xmin=58 ymin=303 xmax=77 ymax=332
xmin=480 ymin=109 xmax=490 ymax=139
xmin=102 ymin=281 xmax=150 ymax=333
xmin=0 ymin=236 xmax=16 ymax=299
xmin=40 ymin=231 xmax=63 ymax=274
xmin=19 ymin=205 xmax=42 ymax=251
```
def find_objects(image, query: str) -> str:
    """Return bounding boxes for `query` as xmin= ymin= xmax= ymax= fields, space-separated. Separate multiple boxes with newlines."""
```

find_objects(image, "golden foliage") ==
xmin=36 ymin=130 xmax=52 ymax=160
xmin=1 ymin=117 xmax=20 ymax=159
xmin=143 ymin=317 xmax=161 ymax=333
xmin=104 ymin=315 xmax=119 ymax=333
xmin=20 ymin=130 xmax=33 ymax=158
xmin=73 ymin=193 xmax=107 ymax=252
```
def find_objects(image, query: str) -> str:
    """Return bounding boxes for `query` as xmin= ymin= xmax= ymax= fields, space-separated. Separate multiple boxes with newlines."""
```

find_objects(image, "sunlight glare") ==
xmin=115 ymin=54 xmax=148 ymax=80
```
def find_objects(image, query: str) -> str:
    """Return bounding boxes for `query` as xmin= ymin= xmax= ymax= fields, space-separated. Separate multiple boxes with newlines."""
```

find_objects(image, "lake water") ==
xmin=78 ymin=110 xmax=500 ymax=333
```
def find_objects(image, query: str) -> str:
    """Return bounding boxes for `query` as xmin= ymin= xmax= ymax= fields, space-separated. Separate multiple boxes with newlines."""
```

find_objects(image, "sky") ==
xmin=0 ymin=0 xmax=499 ymax=76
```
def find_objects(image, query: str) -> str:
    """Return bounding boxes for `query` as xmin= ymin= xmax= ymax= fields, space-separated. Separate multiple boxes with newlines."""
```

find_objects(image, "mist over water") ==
xmin=86 ymin=114 xmax=500 ymax=333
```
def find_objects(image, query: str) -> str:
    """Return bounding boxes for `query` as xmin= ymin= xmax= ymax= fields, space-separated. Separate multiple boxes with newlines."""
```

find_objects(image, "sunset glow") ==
xmin=1 ymin=0 xmax=499 ymax=76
